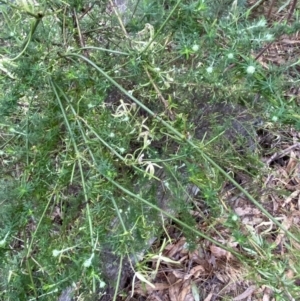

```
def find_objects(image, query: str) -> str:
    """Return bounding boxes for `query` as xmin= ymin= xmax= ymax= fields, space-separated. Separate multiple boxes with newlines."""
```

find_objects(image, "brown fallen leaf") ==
xmin=210 ymin=245 xmax=232 ymax=260
xmin=203 ymin=292 xmax=213 ymax=301
xmin=286 ymin=151 xmax=298 ymax=175
xmin=178 ymin=280 xmax=191 ymax=301
xmin=188 ymin=265 xmax=206 ymax=278
xmin=233 ymin=285 xmax=256 ymax=301
xmin=235 ymin=207 xmax=261 ymax=216
xmin=262 ymin=286 xmax=273 ymax=301
xmin=172 ymin=270 xmax=186 ymax=279
xmin=282 ymin=190 xmax=300 ymax=208
xmin=167 ymin=237 xmax=187 ymax=258
xmin=274 ymin=215 xmax=293 ymax=246
xmin=169 ymin=280 xmax=181 ymax=301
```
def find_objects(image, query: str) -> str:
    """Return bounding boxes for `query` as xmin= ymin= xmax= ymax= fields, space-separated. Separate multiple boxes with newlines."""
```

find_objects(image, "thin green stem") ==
xmin=110 ymin=196 xmax=127 ymax=233
xmin=80 ymin=46 xmax=129 ymax=55
xmin=11 ymin=15 xmax=43 ymax=61
xmin=50 ymin=80 xmax=95 ymax=247
xmin=26 ymin=258 xmax=38 ymax=299
xmin=112 ymin=255 xmax=124 ymax=301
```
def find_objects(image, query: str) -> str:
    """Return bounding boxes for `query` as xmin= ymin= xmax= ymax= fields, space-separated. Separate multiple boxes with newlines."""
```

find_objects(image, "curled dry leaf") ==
xmin=172 ymin=270 xmax=186 ymax=279
xmin=235 ymin=206 xmax=261 ymax=216
xmin=166 ymin=237 xmax=187 ymax=258
xmin=210 ymin=245 xmax=232 ymax=260
xmin=188 ymin=265 xmax=205 ymax=279
xmin=232 ymin=285 xmax=256 ymax=301
xmin=282 ymin=190 xmax=300 ymax=208
xmin=274 ymin=215 xmax=293 ymax=246
xmin=286 ymin=151 xmax=298 ymax=175
xmin=262 ymin=285 xmax=274 ymax=301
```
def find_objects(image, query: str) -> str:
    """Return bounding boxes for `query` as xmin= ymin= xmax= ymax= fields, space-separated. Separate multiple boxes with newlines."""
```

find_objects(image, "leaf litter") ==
xmin=128 ymin=124 xmax=300 ymax=301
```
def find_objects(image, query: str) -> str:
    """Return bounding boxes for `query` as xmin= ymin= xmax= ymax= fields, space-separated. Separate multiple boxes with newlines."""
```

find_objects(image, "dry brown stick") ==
xmin=266 ymin=143 xmax=300 ymax=165
xmin=266 ymin=0 xmax=276 ymax=20
xmin=287 ymin=0 xmax=298 ymax=22
xmin=72 ymin=9 xmax=89 ymax=58
xmin=108 ymin=0 xmax=128 ymax=38
xmin=247 ymin=0 xmax=268 ymax=15
xmin=254 ymin=40 xmax=274 ymax=61
xmin=78 ymin=3 xmax=96 ymax=21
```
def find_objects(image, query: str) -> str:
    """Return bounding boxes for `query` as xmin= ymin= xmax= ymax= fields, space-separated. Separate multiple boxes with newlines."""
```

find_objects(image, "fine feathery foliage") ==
xmin=1 ymin=0 xmax=300 ymax=300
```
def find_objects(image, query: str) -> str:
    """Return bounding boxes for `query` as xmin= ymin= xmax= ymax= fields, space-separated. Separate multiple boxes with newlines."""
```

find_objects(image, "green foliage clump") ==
xmin=0 ymin=0 xmax=300 ymax=300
